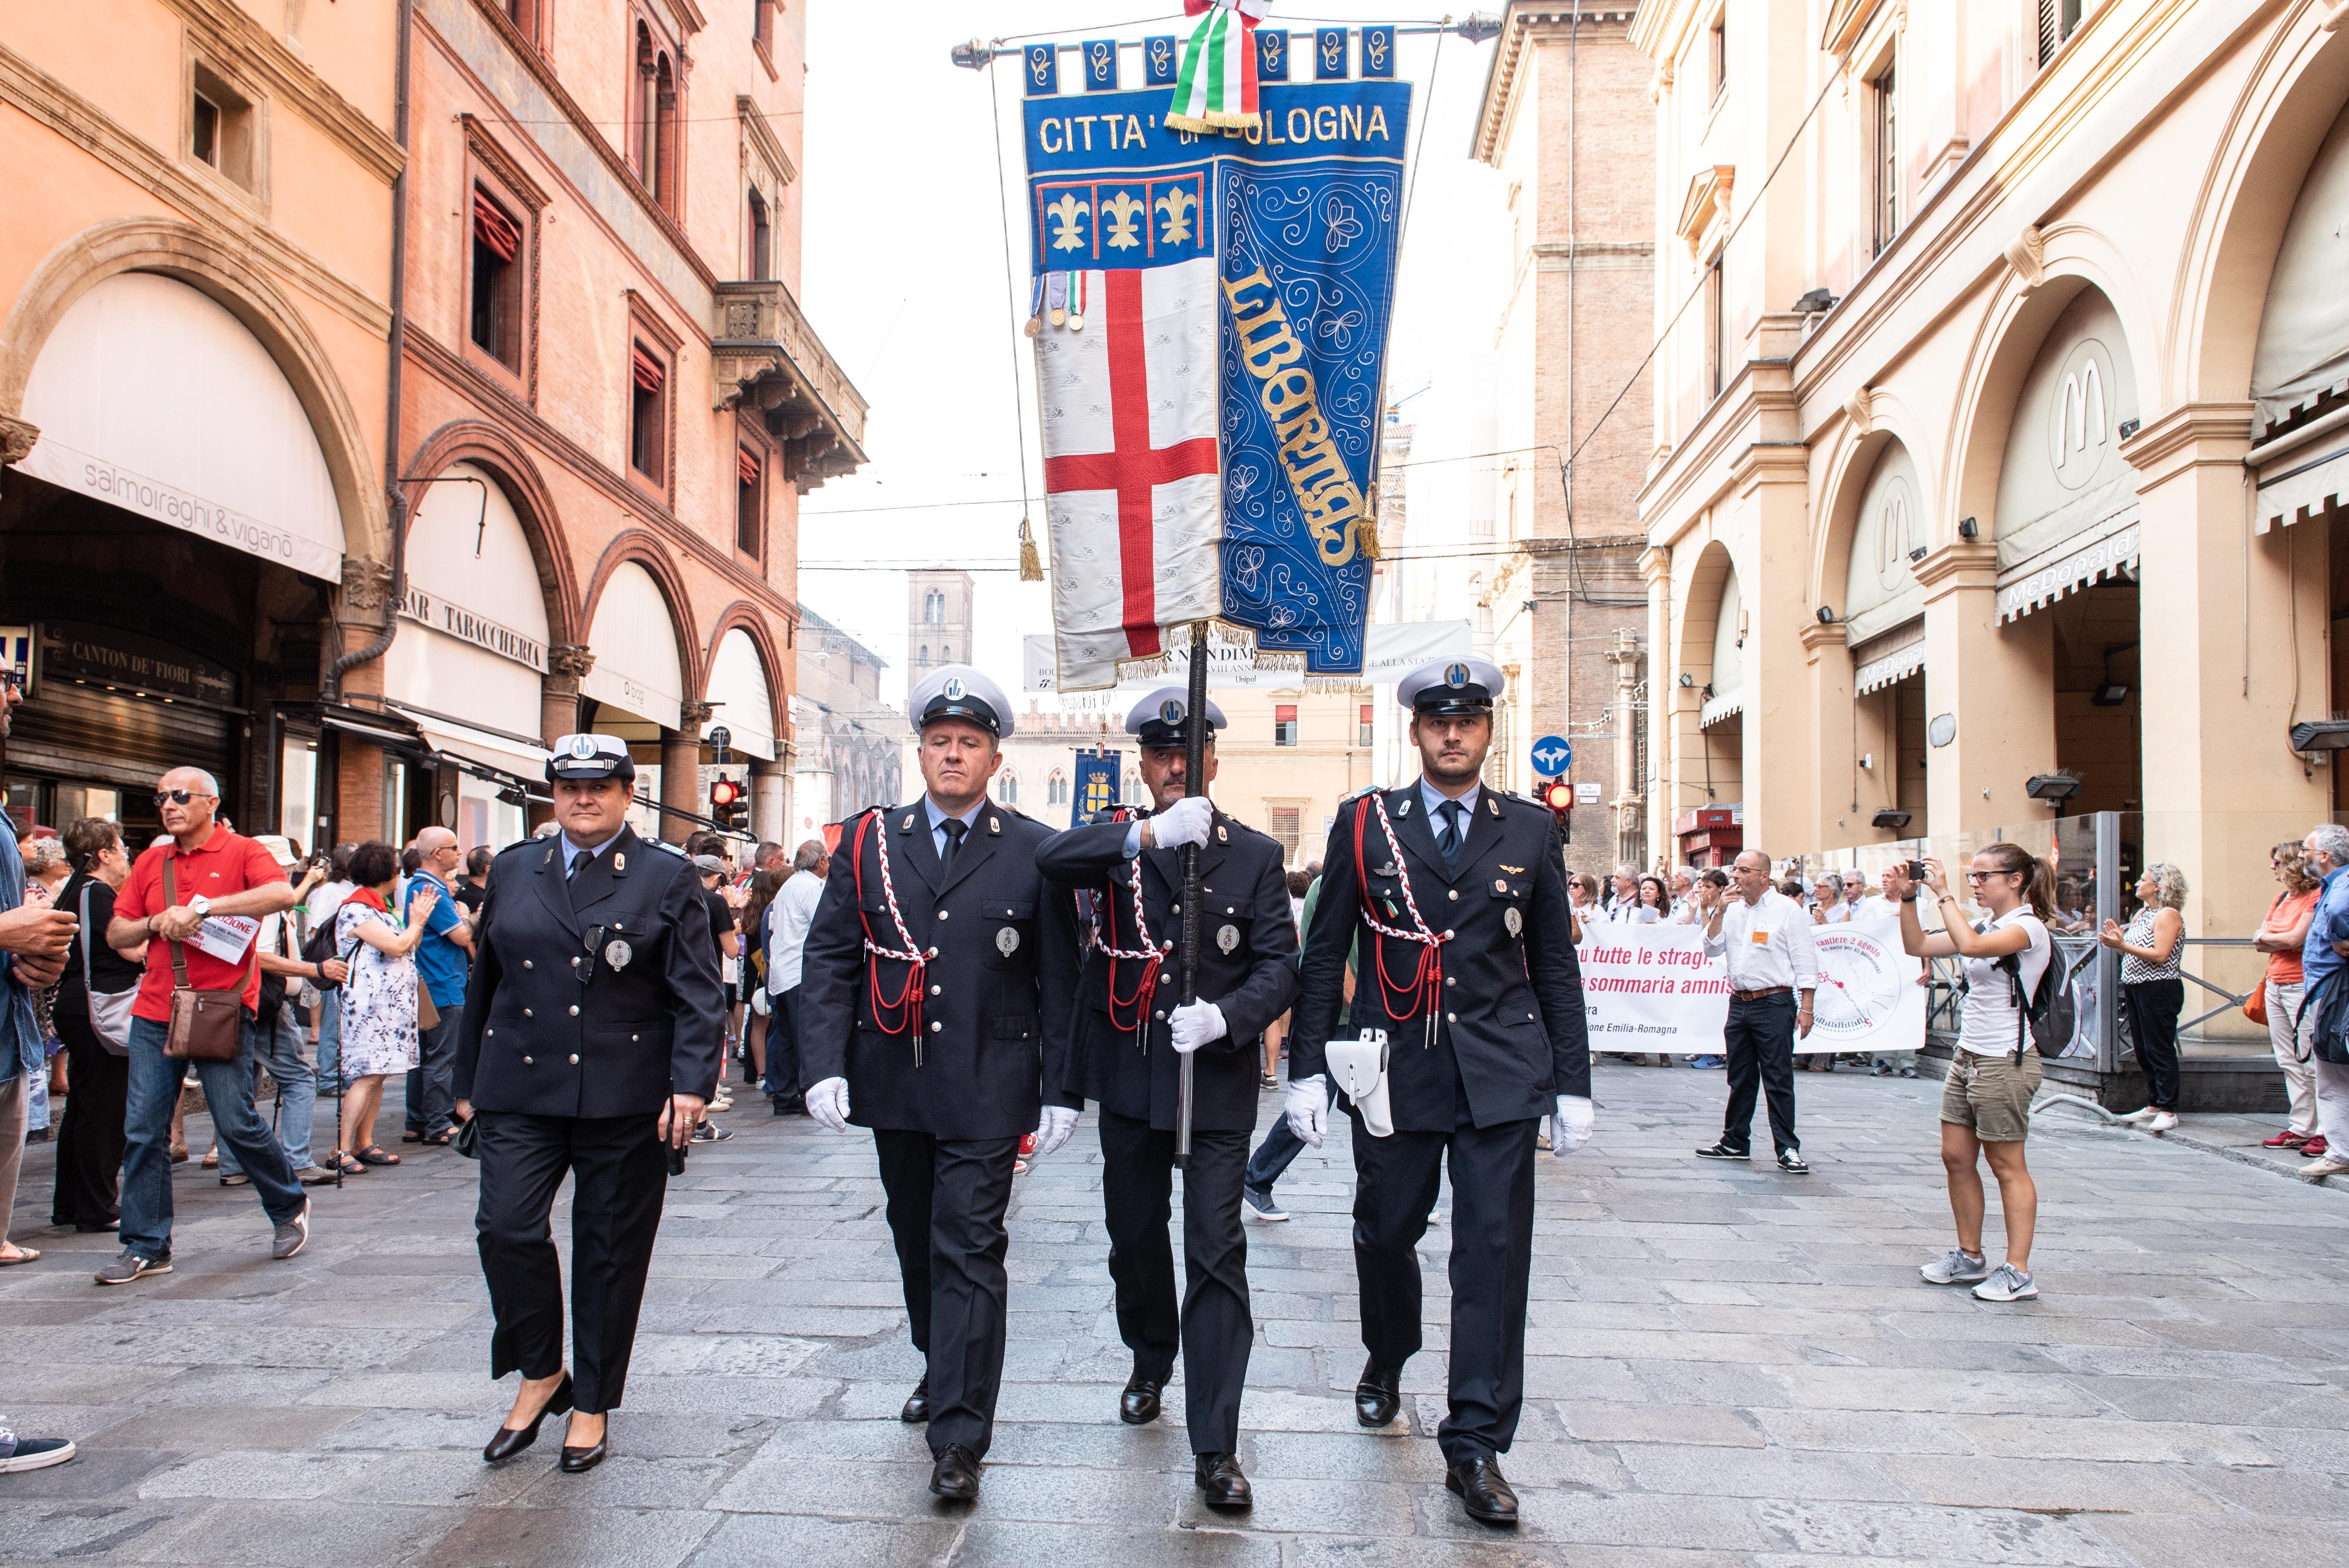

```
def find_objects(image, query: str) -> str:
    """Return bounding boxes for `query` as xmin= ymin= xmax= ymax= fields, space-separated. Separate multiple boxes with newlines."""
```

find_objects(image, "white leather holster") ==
xmin=1326 ymin=1028 xmax=1392 ymax=1138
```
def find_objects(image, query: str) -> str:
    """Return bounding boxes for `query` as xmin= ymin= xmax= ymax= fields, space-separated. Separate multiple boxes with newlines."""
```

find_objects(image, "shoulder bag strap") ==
xmin=78 ymin=883 xmax=94 ymax=992
xmin=161 ymin=855 xmax=192 ymax=991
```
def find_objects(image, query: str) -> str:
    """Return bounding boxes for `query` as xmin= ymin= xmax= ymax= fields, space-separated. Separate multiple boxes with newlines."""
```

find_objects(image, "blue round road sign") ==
xmin=1531 ymin=736 xmax=1572 ymax=777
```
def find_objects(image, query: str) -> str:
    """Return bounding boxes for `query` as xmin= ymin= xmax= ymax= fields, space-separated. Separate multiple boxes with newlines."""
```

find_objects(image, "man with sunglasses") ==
xmin=99 ymin=767 xmax=309 ymax=1284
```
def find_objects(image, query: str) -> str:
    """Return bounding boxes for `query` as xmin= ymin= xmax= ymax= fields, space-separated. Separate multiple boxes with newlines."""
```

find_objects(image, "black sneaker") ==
xmin=1776 ymin=1150 xmax=1811 ymax=1175
xmin=0 ymin=1425 xmax=75 ymax=1473
xmin=1241 ymin=1186 xmax=1288 ymax=1222
xmin=1694 ymin=1142 xmax=1750 ymax=1160
xmin=93 ymin=1250 xmax=170 ymax=1286
xmin=690 ymin=1122 xmax=733 ymax=1144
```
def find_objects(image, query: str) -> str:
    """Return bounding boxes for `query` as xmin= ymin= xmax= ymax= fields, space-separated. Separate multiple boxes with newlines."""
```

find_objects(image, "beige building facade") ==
xmin=1632 ymin=0 xmax=2349 ymax=950
xmin=1472 ymin=4 xmax=1654 ymax=874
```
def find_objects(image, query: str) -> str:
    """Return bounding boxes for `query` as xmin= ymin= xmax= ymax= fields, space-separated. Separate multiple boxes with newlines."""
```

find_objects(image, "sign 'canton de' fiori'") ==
xmin=1023 ymin=45 xmax=1409 ymax=690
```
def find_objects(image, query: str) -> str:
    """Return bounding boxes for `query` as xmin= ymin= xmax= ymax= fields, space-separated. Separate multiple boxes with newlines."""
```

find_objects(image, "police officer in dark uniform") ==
xmin=797 ymin=665 xmax=1083 ymax=1504
xmin=1035 ymin=688 xmax=1296 ymax=1511
xmin=454 ymin=734 xmax=723 ymax=1475
xmin=1288 ymin=657 xmax=1593 ymax=1526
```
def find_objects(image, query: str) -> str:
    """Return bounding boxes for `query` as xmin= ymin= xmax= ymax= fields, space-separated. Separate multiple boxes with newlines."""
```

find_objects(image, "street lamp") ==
xmin=2290 ymin=719 xmax=2349 ymax=753
xmin=1870 ymin=810 xmax=1911 ymax=831
xmin=2024 ymin=773 xmax=2082 ymax=810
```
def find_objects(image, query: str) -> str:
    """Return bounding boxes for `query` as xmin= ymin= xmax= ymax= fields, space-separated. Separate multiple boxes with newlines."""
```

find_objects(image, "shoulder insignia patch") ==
xmin=649 ymin=840 xmax=688 ymax=860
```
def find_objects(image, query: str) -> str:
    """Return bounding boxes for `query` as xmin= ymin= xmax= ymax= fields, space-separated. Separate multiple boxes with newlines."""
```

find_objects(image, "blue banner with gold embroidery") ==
xmin=1081 ymin=39 xmax=1119 ymax=91
xmin=1314 ymin=27 xmax=1350 ymax=79
xmin=1025 ymin=43 xmax=1059 ymax=95
xmin=1022 ymin=79 xmax=1410 ymax=675
xmin=1144 ymin=35 xmax=1180 ymax=86
xmin=1074 ymin=751 xmax=1122 ymax=827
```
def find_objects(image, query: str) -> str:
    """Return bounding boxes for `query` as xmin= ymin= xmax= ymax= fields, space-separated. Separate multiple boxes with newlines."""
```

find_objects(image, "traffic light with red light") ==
xmin=1540 ymin=780 xmax=1574 ymax=843
xmin=710 ymin=775 xmax=746 ymax=832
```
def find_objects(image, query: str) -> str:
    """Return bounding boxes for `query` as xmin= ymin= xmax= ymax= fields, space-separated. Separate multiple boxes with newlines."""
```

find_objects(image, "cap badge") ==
xmin=943 ymin=676 xmax=966 ymax=702
xmin=568 ymin=735 xmax=599 ymax=760
xmin=1445 ymin=662 xmax=1470 ymax=688
xmin=1159 ymin=698 xmax=1184 ymax=725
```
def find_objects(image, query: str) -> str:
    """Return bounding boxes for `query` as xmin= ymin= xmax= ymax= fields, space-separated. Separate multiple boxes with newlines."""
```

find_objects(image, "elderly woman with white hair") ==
xmin=2101 ymin=862 xmax=2188 ymax=1132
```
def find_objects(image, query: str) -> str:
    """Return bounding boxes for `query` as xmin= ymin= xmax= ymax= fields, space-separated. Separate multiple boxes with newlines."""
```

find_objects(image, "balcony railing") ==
xmin=711 ymin=281 xmax=870 ymax=492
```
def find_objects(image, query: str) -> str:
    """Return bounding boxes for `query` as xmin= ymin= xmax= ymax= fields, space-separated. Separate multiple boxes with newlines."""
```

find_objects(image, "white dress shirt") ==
xmin=766 ymin=868 xmax=827 ymax=994
xmin=1703 ymin=888 xmax=1821 ymax=992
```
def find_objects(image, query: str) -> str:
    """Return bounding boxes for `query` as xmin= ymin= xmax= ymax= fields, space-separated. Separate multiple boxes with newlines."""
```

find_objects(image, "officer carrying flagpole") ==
xmin=1287 ymin=656 xmax=1594 ymax=1526
xmin=796 ymin=664 xmax=1084 ymax=1503
xmin=1036 ymin=685 xmax=1296 ymax=1510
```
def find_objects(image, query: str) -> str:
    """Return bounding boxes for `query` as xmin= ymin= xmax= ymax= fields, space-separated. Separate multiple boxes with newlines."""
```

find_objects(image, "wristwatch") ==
xmin=188 ymin=895 xmax=211 ymax=918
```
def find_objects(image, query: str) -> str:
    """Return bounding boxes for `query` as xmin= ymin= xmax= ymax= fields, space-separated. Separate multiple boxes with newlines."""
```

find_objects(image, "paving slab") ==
xmin=5 ymin=1065 xmax=2346 ymax=1564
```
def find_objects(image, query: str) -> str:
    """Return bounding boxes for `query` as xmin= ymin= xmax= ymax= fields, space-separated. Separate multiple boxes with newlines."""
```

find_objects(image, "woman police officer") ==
xmin=452 ymin=734 xmax=725 ymax=1473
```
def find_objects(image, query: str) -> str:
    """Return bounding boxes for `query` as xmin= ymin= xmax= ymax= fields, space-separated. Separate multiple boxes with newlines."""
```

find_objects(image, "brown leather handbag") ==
xmin=161 ymin=855 xmax=254 ymax=1063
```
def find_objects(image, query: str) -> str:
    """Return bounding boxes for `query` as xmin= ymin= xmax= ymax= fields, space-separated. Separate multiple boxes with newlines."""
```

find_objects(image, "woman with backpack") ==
xmin=1885 ymin=843 xmax=2054 ymax=1304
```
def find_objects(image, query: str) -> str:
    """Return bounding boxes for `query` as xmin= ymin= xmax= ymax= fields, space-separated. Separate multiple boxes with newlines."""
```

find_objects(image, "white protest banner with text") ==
xmin=1574 ymin=917 xmax=1924 ymax=1056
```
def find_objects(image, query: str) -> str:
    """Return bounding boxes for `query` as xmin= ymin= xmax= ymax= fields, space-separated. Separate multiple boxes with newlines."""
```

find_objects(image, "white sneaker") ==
xmin=1971 ymin=1263 xmax=2038 ymax=1302
xmin=2143 ymin=1111 xmax=2179 ymax=1133
xmin=2116 ymin=1107 xmax=2157 ymax=1125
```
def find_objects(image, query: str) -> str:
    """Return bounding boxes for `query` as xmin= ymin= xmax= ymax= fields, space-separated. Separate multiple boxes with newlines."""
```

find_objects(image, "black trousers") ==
xmin=1350 ymin=1104 xmax=1538 ymax=1464
xmin=764 ymin=986 xmax=802 ymax=1101
xmin=2125 ymin=978 xmax=2185 ymax=1110
xmin=51 ymin=1010 xmax=126 ymax=1228
xmin=873 ymin=1129 xmax=1019 ymax=1459
xmin=1098 ymin=1111 xmax=1252 ymax=1454
xmin=1721 ymin=992 xmax=1800 ymax=1156
xmin=475 ymin=1110 xmax=668 ymax=1415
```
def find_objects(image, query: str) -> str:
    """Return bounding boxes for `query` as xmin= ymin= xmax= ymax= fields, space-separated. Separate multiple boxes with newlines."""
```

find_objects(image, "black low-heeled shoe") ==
xmin=1120 ymin=1371 xmax=1164 ymax=1425
xmin=1355 ymin=1359 xmax=1402 ymax=1427
xmin=482 ymin=1372 xmax=573 ymax=1463
xmin=558 ymin=1435 xmax=607 ymax=1474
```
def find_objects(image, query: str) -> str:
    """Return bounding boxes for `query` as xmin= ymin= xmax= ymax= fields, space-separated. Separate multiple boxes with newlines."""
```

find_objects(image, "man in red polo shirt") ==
xmin=95 ymin=766 xmax=308 ymax=1285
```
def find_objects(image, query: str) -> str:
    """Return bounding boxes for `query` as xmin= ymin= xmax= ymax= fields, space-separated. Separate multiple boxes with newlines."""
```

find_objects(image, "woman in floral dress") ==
xmin=334 ymin=840 xmax=437 ymax=1173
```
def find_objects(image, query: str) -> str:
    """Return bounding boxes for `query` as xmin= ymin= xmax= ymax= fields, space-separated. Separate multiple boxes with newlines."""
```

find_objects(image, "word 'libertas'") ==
xmin=1222 ymin=265 xmax=1365 ymax=567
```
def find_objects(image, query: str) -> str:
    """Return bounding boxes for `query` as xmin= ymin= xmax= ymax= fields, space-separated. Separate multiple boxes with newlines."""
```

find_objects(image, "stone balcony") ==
xmin=711 ymin=280 xmax=870 ymax=493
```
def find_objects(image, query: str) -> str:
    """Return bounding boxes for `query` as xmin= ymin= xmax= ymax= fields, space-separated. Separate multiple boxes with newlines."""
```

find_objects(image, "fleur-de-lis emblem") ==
xmin=1101 ymin=191 xmax=1146 ymax=250
xmin=1047 ymin=194 xmax=1089 ymax=253
xmin=1156 ymin=186 xmax=1198 ymax=247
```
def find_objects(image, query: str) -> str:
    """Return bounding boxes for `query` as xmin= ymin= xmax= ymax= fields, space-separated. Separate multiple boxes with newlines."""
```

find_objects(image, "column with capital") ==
xmin=664 ymin=702 xmax=714 ymax=840
xmin=535 ymin=646 xmax=595 ymax=832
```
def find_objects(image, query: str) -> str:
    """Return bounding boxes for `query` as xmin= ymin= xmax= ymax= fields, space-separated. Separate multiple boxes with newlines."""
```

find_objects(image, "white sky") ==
xmin=797 ymin=3 xmax=1509 ymax=711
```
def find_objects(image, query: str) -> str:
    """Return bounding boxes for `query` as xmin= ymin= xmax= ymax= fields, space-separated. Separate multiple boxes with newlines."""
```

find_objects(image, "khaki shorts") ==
xmin=1940 ymin=1049 xmax=2043 ymax=1142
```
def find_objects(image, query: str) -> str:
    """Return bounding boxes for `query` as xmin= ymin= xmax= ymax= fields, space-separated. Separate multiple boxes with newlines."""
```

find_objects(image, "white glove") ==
xmin=1150 ymin=795 xmax=1213 ymax=850
xmin=1285 ymin=1074 xmax=1329 ymax=1148
xmin=805 ymin=1076 xmax=852 ymax=1133
xmin=1169 ymin=1001 xmax=1227 ymax=1054
xmin=1034 ymin=1104 xmax=1081 ymax=1157
xmin=1553 ymin=1094 xmax=1594 ymax=1157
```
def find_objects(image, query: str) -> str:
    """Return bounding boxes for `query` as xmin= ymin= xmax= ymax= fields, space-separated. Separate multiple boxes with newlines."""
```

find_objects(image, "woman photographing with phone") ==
xmin=1885 ymin=844 xmax=2053 ymax=1304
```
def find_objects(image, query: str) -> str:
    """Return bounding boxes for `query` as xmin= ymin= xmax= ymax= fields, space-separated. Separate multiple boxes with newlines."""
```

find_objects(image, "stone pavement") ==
xmin=6 ymin=1062 xmax=2349 ymax=1567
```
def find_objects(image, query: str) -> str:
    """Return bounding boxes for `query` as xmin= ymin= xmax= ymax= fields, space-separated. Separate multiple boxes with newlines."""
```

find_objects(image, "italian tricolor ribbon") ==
xmin=1168 ymin=0 xmax=1270 ymax=133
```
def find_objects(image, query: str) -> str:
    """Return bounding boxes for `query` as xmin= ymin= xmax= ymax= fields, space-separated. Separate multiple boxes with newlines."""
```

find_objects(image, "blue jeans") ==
xmin=121 ymin=1013 xmax=305 ymax=1262
xmin=219 ymin=1005 xmax=317 ymax=1175
xmin=405 ymin=1014 xmax=458 ymax=1138
xmin=317 ymin=990 xmax=340 ymax=1082
xmin=1243 ymin=1078 xmax=1339 ymax=1195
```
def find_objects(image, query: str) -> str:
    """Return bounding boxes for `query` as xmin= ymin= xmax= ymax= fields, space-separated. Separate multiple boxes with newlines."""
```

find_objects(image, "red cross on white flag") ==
xmin=1036 ymin=259 xmax=1223 ymax=690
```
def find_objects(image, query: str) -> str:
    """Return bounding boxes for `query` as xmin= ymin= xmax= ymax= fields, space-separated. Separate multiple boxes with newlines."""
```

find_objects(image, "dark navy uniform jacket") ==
xmin=1292 ymin=785 xmax=1589 ymax=1131
xmin=798 ymin=800 xmax=1082 ymax=1141
xmin=1036 ymin=805 xmax=1298 ymax=1133
xmin=453 ymin=825 xmax=725 ymax=1119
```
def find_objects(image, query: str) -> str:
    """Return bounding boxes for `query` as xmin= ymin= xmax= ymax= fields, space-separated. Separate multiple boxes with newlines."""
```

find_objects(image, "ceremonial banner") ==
xmin=1024 ymin=73 xmax=1409 ymax=688
xmin=1074 ymin=750 xmax=1122 ymax=825
xmin=1575 ymin=920 xmax=1924 ymax=1057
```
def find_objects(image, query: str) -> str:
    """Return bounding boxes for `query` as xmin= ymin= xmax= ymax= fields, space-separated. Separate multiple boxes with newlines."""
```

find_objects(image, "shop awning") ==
xmin=384 ymin=701 xmax=550 ymax=784
xmin=13 ymin=273 xmax=346 ymax=582
xmin=703 ymin=628 xmax=777 ymax=760
xmin=1852 ymin=622 xmax=1925 ymax=696
xmin=1700 ymin=687 xmax=1744 ymax=728
xmin=320 ymin=708 xmax=434 ymax=762
xmin=583 ymin=563 xmax=685 ymax=730
xmin=1996 ymin=509 xmax=2139 ymax=623
xmin=2255 ymin=442 xmax=2349 ymax=533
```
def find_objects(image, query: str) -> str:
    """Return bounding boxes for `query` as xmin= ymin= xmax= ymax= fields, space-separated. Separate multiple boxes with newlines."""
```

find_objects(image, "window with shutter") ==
xmin=1274 ymin=704 xmax=1299 ymax=747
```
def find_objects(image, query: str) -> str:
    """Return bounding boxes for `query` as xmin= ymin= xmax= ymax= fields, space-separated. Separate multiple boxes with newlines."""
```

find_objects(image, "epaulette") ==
xmin=997 ymin=803 xmax=1035 ymax=823
xmin=1084 ymin=806 xmax=1133 ymax=828
xmin=649 ymin=839 xmax=689 ymax=859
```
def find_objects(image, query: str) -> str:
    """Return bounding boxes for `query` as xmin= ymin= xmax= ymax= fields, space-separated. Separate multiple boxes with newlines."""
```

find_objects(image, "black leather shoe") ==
xmin=1355 ymin=1359 xmax=1402 ymax=1427
xmin=929 ymin=1442 xmax=981 ymax=1501
xmin=482 ymin=1372 xmax=573 ymax=1463
xmin=1445 ymin=1457 xmax=1520 ymax=1524
xmin=558 ymin=1436 xmax=606 ymax=1474
xmin=900 ymin=1374 xmax=930 ymax=1424
xmin=1120 ymin=1371 xmax=1165 ymax=1425
xmin=1193 ymin=1451 xmax=1252 ymax=1510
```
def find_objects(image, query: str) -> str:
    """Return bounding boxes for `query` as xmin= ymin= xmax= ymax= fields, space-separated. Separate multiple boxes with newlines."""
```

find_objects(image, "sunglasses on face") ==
xmin=153 ymin=790 xmax=212 ymax=807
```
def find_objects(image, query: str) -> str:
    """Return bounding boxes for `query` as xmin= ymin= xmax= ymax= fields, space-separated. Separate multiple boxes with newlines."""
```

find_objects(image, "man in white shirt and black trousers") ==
xmin=1693 ymin=849 xmax=1818 ymax=1172
xmin=1288 ymin=655 xmax=1592 ymax=1527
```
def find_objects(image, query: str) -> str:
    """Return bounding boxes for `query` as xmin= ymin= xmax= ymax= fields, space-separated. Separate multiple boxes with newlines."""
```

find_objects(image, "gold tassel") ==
xmin=1018 ymin=514 xmax=1044 ymax=581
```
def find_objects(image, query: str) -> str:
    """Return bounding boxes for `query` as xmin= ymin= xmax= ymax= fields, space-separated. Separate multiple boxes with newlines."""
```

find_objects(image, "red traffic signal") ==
xmin=710 ymin=778 xmax=741 ymax=808
xmin=709 ymin=776 xmax=747 ymax=830
xmin=1539 ymin=781 xmax=1574 ymax=813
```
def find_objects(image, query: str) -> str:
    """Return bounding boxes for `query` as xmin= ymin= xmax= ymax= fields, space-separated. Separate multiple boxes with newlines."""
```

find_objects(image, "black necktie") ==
xmin=1437 ymin=799 xmax=1465 ymax=875
xmin=567 ymin=849 xmax=586 ymax=884
xmin=939 ymin=817 xmax=967 ymax=878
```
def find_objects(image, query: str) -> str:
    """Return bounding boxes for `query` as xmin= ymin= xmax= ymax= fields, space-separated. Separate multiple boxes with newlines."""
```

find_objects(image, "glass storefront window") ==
xmin=280 ymin=732 xmax=317 ymax=857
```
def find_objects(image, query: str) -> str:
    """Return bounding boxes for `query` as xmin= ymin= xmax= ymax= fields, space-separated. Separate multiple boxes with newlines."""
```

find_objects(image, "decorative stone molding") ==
xmin=678 ymin=701 xmax=718 ymax=729
xmin=547 ymin=643 xmax=597 ymax=681
xmin=0 ymin=414 xmax=36 ymax=466
xmin=1798 ymin=620 xmax=1850 ymax=656
xmin=1845 ymin=385 xmax=1873 ymax=436
xmin=2003 ymin=224 xmax=2047 ymax=291
xmin=339 ymin=555 xmax=395 ymax=614
xmin=2325 ymin=0 xmax=2349 ymax=32
xmin=1678 ymin=165 xmax=1736 ymax=258
xmin=160 ymin=0 xmax=404 ymax=182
